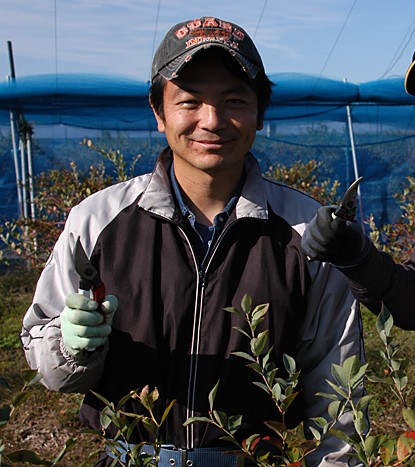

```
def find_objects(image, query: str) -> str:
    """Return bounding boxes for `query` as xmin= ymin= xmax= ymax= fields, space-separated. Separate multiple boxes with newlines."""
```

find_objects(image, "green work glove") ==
xmin=61 ymin=292 xmax=118 ymax=357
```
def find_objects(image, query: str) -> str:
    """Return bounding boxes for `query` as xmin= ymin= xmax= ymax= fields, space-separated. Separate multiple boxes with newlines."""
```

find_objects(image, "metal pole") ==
xmin=346 ymin=104 xmax=364 ymax=226
xmin=19 ymin=133 xmax=28 ymax=219
xmin=26 ymin=131 xmax=36 ymax=221
xmin=7 ymin=41 xmax=24 ymax=217
xmin=9 ymin=101 xmax=24 ymax=217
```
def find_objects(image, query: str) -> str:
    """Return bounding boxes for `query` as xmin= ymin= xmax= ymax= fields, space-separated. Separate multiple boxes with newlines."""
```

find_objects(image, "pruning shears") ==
xmin=333 ymin=177 xmax=363 ymax=221
xmin=74 ymin=237 xmax=106 ymax=305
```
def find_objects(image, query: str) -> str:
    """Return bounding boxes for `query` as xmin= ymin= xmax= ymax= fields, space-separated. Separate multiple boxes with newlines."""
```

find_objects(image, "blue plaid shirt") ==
xmin=169 ymin=164 xmax=240 ymax=262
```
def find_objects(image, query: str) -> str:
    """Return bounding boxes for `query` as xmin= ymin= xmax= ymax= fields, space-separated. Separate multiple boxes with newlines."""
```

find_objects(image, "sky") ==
xmin=1 ymin=0 xmax=415 ymax=85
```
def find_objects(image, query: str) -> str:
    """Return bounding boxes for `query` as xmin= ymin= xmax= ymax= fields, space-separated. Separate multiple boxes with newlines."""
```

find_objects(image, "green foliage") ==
xmin=91 ymin=385 xmax=175 ymax=466
xmin=265 ymin=159 xmax=340 ymax=206
xmin=0 ymin=269 xmax=39 ymax=349
xmin=0 ymin=370 xmax=78 ymax=466
xmin=0 ymin=140 xmax=141 ymax=269
xmin=188 ymin=299 xmax=415 ymax=466
xmin=369 ymin=176 xmax=415 ymax=262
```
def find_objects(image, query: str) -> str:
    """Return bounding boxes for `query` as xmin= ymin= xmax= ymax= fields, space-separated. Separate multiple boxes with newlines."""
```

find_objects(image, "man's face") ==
xmin=152 ymin=53 xmax=260 ymax=177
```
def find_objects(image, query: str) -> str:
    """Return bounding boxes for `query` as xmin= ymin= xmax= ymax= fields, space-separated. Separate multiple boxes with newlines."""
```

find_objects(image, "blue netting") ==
xmin=0 ymin=72 xmax=415 ymax=226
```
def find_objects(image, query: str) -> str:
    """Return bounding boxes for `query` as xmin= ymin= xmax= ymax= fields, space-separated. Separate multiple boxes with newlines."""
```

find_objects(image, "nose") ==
xmin=199 ymin=104 xmax=226 ymax=131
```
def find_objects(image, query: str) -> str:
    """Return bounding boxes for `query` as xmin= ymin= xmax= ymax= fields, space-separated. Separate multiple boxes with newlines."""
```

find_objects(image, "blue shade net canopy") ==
xmin=1 ymin=72 xmax=415 ymax=225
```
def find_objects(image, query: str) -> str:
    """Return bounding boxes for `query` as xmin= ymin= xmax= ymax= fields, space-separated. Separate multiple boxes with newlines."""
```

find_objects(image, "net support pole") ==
xmin=7 ymin=41 xmax=24 ymax=218
xmin=346 ymin=103 xmax=364 ymax=227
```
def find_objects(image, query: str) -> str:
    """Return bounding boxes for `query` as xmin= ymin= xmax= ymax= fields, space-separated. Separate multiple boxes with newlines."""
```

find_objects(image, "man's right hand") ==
xmin=61 ymin=293 xmax=118 ymax=357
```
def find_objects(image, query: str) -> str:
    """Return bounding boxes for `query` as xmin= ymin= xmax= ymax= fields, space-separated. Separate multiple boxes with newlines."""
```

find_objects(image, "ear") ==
xmin=257 ymin=120 xmax=263 ymax=131
xmin=149 ymin=97 xmax=166 ymax=133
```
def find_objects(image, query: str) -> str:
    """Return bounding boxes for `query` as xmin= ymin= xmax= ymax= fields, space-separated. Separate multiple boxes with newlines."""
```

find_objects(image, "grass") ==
xmin=0 ymin=269 xmax=103 ymax=466
xmin=1 ymin=269 xmax=415 ymax=465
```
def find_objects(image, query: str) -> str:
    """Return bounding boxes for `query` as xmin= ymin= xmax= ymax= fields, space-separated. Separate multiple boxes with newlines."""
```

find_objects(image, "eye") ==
xmin=180 ymin=99 xmax=199 ymax=107
xmin=226 ymin=98 xmax=248 ymax=108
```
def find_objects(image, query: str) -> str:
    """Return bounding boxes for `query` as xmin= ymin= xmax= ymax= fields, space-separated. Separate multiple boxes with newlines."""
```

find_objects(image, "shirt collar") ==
xmin=169 ymin=163 xmax=243 ymax=228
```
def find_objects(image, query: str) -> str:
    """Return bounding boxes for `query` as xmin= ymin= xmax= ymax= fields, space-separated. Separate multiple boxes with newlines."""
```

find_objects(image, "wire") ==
xmin=318 ymin=0 xmax=357 ymax=79
xmin=379 ymin=13 xmax=415 ymax=79
xmin=54 ymin=0 xmax=58 ymax=76
xmin=253 ymin=0 xmax=269 ymax=39
xmin=149 ymin=0 xmax=162 ymax=82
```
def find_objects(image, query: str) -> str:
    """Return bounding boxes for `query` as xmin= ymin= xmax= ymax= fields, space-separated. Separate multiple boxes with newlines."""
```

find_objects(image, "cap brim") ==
xmin=405 ymin=60 xmax=415 ymax=96
xmin=157 ymin=43 xmax=261 ymax=81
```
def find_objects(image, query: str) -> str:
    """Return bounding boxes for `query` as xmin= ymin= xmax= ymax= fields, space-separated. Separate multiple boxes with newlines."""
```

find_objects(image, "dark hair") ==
xmin=149 ymin=48 xmax=273 ymax=127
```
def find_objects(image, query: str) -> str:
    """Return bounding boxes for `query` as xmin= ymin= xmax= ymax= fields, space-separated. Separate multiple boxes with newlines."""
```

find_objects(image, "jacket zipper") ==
xmin=178 ymin=220 xmax=240 ymax=448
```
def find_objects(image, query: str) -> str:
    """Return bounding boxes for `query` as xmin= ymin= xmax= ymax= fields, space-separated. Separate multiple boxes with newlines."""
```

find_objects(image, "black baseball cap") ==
xmin=151 ymin=16 xmax=265 ymax=81
xmin=404 ymin=51 xmax=415 ymax=96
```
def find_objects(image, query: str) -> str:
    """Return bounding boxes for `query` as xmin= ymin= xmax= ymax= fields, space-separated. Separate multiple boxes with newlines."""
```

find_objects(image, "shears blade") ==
xmin=333 ymin=177 xmax=363 ymax=221
xmin=74 ymin=237 xmax=106 ymax=303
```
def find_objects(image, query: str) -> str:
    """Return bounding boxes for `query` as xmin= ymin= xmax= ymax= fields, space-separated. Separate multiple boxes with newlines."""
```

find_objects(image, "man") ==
xmin=21 ymin=17 xmax=365 ymax=466
xmin=301 ymin=52 xmax=415 ymax=330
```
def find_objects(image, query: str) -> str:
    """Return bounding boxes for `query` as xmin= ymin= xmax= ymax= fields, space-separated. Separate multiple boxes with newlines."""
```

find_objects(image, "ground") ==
xmin=1 ymin=271 xmax=414 ymax=466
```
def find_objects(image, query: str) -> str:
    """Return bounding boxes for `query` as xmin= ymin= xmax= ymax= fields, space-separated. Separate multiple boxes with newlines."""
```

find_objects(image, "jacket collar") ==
xmin=137 ymin=147 xmax=269 ymax=222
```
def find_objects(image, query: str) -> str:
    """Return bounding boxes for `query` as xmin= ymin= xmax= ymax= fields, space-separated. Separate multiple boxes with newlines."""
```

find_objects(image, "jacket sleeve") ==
xmin=20 ymin=207 xmax=107 ymax=393
xmin=337 ymin=244 xmax=415 ymax=330
xmin=297 ymin=260 xmax=365 ymax=467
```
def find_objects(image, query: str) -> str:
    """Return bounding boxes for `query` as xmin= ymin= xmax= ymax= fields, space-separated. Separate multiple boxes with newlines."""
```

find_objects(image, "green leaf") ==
xmin=272 ymin=383 xmax=282 ymax=401
xmin=139 ymin=386 xmax=152 ymax=410
xmin=91 ymin=390 xmax=113 ymax=408
xmin=311 ymin=417 xmax=328 ymax=429
xmin=250 ymin=330 xmax=268 ymax=356
xmin=142 ymin=418 xmax=157 ymax=436
xmin=392 ymin=371 xmax=408 ymax=391
xmin=328 ymin=400 xmax=342 ymax=420
xmin=283 ymin=354 xmax=297 ymax=374
xmin=309 ymin=426 xmax=321 ymax=441
xmin=281 ymin=392 xmax=299 ymax=411
xmin=117 ymin=391 xmax=135 ymax=409
xmin=363 ymin=435 xmax=383 ymax=459
xmin=209 ymin=380 xmax=220 ymax=411
xmin=246 ymin=362 xmax=263 ymax=374
xmin=326 ymin=380 xmax=348 ymax=399
xmin=252 ymin=303 xmax=269 ymax=322
xmin=263 ymin=420 xmax=287 ymax=436
xmin=331 ymin=355 xmax=364 ymax=390
xmin=366 ymin=375 xmax=393 ymax=385
xmin=232 ymin=351 xmax=256 ymax=362
xmin=356 ymin=395 xmax=376 ymax=412
xmin=329 ymin=427 xmax=351 ymax=443
xmin=99 ymin=409 xmax=113 ymax=430
xmin=376 ymin=305 xmax=394 ymax=336
xmin=252 ymin=381 xmax=270 ymax=394
xmin=379 ymin=439 xmax=394 ymax=465
xmin=315 ymin=391 xmax=339 ymax=401
xmin=224 ymin=306 xmax=241 ymax=316
xmin=12 ymin=390 xmax=30 ymax=408
xmin=126 ymin=417 xmax=141 ymax=441
xmin=21 ymin=369 xmax=42 ymax=386
xmin=183 ymin=416 xmax=211 ymax=426
xmin=0 ymin=404 xmax=11 ymax=424
xmin=244 ymin=433 xmax=260 ymax=451
xmin=228 ymin=414 xmax=243 ymax=434
xmin=53 ymin=438 xmax=77 ymax=463
xmin=241 ymin=294 xmax=252 ymax=315
xmin=219 ymin=435 xmax=240 ymax=446
xmin=0 ymin=376 xmax=11 ymax=390
xmin=354 ymin=413 xmax=368 ymax=435
xmin=212 ymin=410 xmax=227 ymax=427
xmin=232 ymin=327 xmax=251 ymax=339
xmin=403 ymin=407 xmax=415 ymax=430
xmin=161 ymin=399 xmax=176 ymax=424
xmin=7 ymin=449 xmax=51 ymax=466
